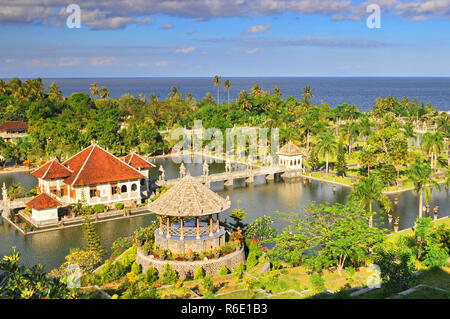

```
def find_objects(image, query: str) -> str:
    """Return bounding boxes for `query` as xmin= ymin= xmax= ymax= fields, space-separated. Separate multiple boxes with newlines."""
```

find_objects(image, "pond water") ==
xmin=0 ymin=156 xmax=448 ymax=271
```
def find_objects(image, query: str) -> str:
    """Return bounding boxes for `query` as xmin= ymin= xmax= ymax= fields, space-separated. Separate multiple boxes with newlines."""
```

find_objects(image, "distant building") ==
xmin=25 ymin=192 xmax=62 ymax=225
xmin=31 ymin=141 xmax=154 ymax=207
xmin=278 ymin=141 xmax=307 ymax=171
xmin=0 ymin=121 xmax=28 ymax=142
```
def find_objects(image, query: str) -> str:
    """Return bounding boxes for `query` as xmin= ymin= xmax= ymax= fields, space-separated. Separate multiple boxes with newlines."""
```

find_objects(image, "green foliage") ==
xmin=194 ymin=266 xmax=205 ymax=280
xmin=422 ymin=242 xmax=449 ymax=268
xmin=145 ymin=266 xmax=158 ymax=283
xmin=335 ymin=138 xmax=347 ymax=176
xmin=131 ymin=262 xmax=141 ymax=275
xmin=373 ymin=245 xmax=416 ymax=293
xmin=228 ymin=208 xmax=248 ymax=232
xmin=115 ymin=203 xmax=124 ymax=210
xmin=273 ymin=202 xmax=386 ymax=271
xmin=122 ymin=281 xmax=160 ymax=299
xmin=201 ymin=276 xmax=214 ymax=295
xmin=0 ymin=248 xmax=76 ymax=299
xmin=49 ymin=248 xmax=102 ymax=280
xmin=246 ymin=251 xmax=259 ymax=268
xmin=219 ymin=265 xmax=229 ymax=276
xmin=160 ymin=263 xmax=177 ymax=285
xmin=93 ymin=204 xmax=105 ymax=214
xmin=309 ymin=273 xmax=325 ymax=292
xmin=233 ymin=263 xmax=246 ymax=281
xmin=111 ymin=236 xmax=134 ymax=258
xmin=244 ymin=216 xmax=277 ymax=242
xmin=80 ymin=199 xmax=105 ymax=257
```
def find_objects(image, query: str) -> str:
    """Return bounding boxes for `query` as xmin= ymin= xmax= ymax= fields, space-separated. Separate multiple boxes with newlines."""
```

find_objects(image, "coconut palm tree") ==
xmin=223 ymin=80 xmax=231 ymax=105
xmin=213 ymin=75 xmax=221 ymax=105
xmin=350 ymin=175 xmax=392 ymax=228
xmin=48 ymin=82 xmax=63 ymax=101
xmin=100 ymin=86 xmax=110 ymax=99
xmin=272 ymin=86 xmax=282 ymax=98
xmin=90 ymin=82 xmax=100 ymax=99
xmin=299 ymin=115 xmax=316 ymax=151
xmin=421 ymin=132 xmax=444 ymax=169
xmin=300 ymin=86 xmax=314 ymax=108
xmin=405 ymin=160 xmax=442 ymax=218
xmin=315 ymin=129 xmax=337 ymax=175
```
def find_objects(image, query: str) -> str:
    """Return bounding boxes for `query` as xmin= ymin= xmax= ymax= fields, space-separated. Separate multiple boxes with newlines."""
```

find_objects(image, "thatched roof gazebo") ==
xmin=278 ymin=141 xmax=307 ymax=171
xmin=148 ymin=173 xmax=230 ymax=253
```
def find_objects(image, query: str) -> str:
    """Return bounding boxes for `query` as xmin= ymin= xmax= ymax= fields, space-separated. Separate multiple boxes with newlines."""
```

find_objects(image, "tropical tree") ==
xmin=421 ymin=132 xmax=444 ymax=170
xmin=314 ymin=129 xmax=337 ymax=175
xmin=90 ymin=82 xmax=100 ymax=99
xmin=350 ymin=175 xmax=392 ymax=228
xmin=358 ymin=145 xmax=377 ymax=177
xmin=223 ymin=80 xmax=231 ymax=106
xmin=213 ymin=75 xmax=221 ymax=105
xmin=100 ymin=86 xmax=110 ymax=99
xmin=405 ymin=160 xmax=442 ymax=217
xmin=48 ymin=82 xmax=63 ymax=101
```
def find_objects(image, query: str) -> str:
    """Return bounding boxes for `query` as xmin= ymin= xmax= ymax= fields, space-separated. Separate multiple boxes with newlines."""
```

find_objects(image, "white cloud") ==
xmin=58 ymin=57 xmax=82 ymax=67
xmin=160 ymin=23 xmax=174 ymax=30
xmin=4 ymin=58 xmax=15 ymax=63
xmin=90 ymin=56 xmax=118 ymax=66
xmin=175 ymin=47 xmax=196 ymax=54
xmin=246 ymin=48 xmax=260 ymax=54
xmin=245 ymin=24 xmax=271 ymax=34
xmin=155 ymin=60 xmax=170 ymax=67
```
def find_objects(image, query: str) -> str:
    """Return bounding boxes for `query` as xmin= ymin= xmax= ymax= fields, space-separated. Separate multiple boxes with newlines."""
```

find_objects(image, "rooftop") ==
xmin=26 ymin=193 xmax=62 ymax=210
xmin=123 ymin=152 xmax=155 ymax=170
xmin=278 ymin=141 xmax=307 ymax=157
xmin=31 ymin=159 xmax=72 ymax=180
xmin=147 ymin=174 xmax=230 ymax=217
xmin=0 ymin=121 xmax=28 ymax=131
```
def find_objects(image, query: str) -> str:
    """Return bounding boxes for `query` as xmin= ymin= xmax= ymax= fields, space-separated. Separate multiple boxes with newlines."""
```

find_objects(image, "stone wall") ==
xmin=136 ymin=246 xmax=245 ymax=279
xmin=155 ymin=229 xmax=225 ymax=253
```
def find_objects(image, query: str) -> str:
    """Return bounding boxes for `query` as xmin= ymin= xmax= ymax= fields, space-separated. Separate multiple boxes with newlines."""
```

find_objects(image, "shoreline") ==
xmin=0 ymin=166 xmax=32 ymax=175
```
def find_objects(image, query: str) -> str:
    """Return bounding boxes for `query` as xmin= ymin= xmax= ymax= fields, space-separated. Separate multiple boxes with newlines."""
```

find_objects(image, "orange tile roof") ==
xmin=0 ymin=121 xmax=28 ymax=131
xmin=123 ymin=152 xmax=155 ymax=170
xmin=62 ymin=144 xmax=145 ymax=187
xmin=26 ymin=193 xmax=62 ymax=210
xmin=31 ymin=159 xmax=72 ymax=180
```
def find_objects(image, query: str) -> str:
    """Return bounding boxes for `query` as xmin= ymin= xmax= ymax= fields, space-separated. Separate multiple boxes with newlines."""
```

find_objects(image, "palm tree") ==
xmin=100 ymin=86 xmax=110 ymax=99
xmin=90 ymin=82 xmax=100 ymax=99
xmin=223 ymin=80 xmax=231 ymax=106
xmin=405 ymin=160 xmax=442 ymax=218
xmin=421 ymin=132 xmax=444 ymax=169
xmin=0 ymin=79 xmax=7 ymax=95
xmin=350 ymin=175 xmax=392 ymax=228
xmin=169 ymin=85 xmax=180 ymax=100
xmin=272 ymin=86 xmax=282 ymax=98
xmin=341 ymin=121 xmax=360 ymax=154
xmin=299 ymin=115 xmax=316 ymax=151
xmin=213 ymin=75 xmax=221 ymax=105
xmin=238 ymin=90 xmax=252 ymax=112
xmin=48 ymin=82 xmax=62 ymax=101
xmin=315 ymin=129 xmax=337 ymax=175
xmin=300 ymin=86 xmax=314 ymax=108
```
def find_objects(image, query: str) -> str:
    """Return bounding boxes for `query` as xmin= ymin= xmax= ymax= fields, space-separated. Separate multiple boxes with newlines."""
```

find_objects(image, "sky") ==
xmin=0 ymin=0 xmax=450 ymax=77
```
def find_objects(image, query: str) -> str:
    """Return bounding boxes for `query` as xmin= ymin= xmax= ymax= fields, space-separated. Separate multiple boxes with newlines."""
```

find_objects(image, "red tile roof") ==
xmin=26 ymin=193 xmax=62 ymax=210
xmin=31 ymin=159 xmax=72 ymax=180
xmin=123 ymin=152 xmax=155 ymax=170
xmin=63 ymin=144 xmax=145 ymax=187
xmin=0 ymin=121 xmax=28 ymax=131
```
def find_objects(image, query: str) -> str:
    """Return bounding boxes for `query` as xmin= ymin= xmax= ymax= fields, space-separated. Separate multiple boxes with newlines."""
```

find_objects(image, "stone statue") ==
xmin=158 ymin=165 xmax=165 ymax=181
xmin=202 ymin=161 xmax=209 ymax=176
xmin=179 ymin=162 xmax=186 ymax=178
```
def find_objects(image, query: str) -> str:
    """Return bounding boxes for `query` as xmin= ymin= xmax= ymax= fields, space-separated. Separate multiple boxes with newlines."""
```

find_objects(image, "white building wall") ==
xmin=32 ymin=207 xmax=58 ymax=223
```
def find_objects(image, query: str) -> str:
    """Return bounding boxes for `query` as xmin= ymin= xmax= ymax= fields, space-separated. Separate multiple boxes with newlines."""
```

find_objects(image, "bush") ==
xmin=246 ymin=251 xmax=259 ymax=268
xmin=373 ymin=245 xmax=416 ymax=293
xmin=194 ymin=266 xmax=205 ymax=280
xmin=145 ymin=266 xmax=158 ymax=283
xmin=201 ymin=276 xmax=214 ymax=295
xmin=93 ymin=204 xmax=105 ymax=214
xmin=111 ymin=236 xmax=134 ymax=258
xmin=131 ymin=261 xmax=141 ymax=275
xmin=115 ymin=203 xmax=125 ymax=210
xmin=219 ymin=265 xmax=229 ymax=276
xmin=122 ymin=281 xmax=160 ymax=299
xmin=233 ymin=263 xmax=245 ymax=281
xmin=309 ymin=273 xmax=325 ymax=292
xmin=161 ymin=263 xmax=177 ymax=285
xmin=422 ymin=242 xmax=449 ymax=268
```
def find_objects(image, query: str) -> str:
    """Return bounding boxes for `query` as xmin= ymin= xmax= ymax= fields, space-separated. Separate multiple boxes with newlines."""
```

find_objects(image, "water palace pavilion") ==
xmin=137 ymin=173 xmax=245 ymax=277
xmin=25 ymin=142 xmax=155 ymax=224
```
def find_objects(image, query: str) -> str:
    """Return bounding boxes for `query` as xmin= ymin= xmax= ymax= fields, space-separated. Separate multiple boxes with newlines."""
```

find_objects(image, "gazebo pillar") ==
xmin=216 ymin=213 xmax=220 ymax=234
xmin=159 ymin=216 xmax=163 ymax=234
xmin=180 ymin=218 xmax=184 ymax=240
xmin=209 ymin=215 xmax=213 ymax=237
xmin=166 ymin=217 xmax=171 ymax=238
xmin=196 ymin=217 xmax=200 ymax=239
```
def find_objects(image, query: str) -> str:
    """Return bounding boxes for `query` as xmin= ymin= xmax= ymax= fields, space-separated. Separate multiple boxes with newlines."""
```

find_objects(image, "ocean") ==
xmin=37 ymin=77 xmax=450 ymax=112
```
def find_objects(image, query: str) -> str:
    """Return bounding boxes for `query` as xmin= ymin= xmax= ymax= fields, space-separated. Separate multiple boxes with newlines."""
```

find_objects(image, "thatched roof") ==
xmin=278 ymin=141 xmax=306 ymax=156
xmin=148 ymin=174 xmax=231 ymax=217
